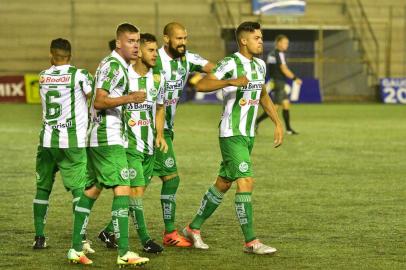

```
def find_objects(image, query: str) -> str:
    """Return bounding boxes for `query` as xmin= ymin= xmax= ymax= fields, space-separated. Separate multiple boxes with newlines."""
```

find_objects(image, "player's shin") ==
xmin=190 ymin=185 xmax=224 ymax=230
xmin=235 ymin=192 xmax=256 ymax=243
xmin=161 ymin=176 xmax=180 ymax=233
xmin=112 ymin=195 xmax=130 ymax=257
xmin=33 ymin=188 xmax=50 ymax=237
xmin=71 ymin=194 xmax=96 ymax=251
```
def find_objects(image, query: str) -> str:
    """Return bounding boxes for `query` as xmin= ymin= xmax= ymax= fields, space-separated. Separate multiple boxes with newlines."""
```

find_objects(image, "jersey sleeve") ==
xmin=277 ymin=52 xmax=287 ymax=65
xmin=77 ymin=69 xmax=94 ymax=95
xmin=187 ymin=52 xmax=209 ymax=73
xmin=96 ymin=61 xmax=122 ymax=93
xmin=156 ymin=72 xmax=165 ymax=105
xmin=212 ymin=57 xmax=234 ymax=80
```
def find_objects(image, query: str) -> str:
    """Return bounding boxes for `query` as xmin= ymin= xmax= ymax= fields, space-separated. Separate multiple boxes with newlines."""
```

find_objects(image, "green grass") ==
xmin=0 ymin=103 xmax=405 ymax=269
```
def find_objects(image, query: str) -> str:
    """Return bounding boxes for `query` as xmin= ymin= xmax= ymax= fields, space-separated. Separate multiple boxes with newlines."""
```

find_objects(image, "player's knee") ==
xmin=130 ymin=186 xmax=145 ymax=196
xmin=215 ymin=176 xmax=232 ymax=192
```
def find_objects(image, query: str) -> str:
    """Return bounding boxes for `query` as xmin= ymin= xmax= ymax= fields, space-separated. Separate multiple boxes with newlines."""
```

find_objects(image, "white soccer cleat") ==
xmin=67 ymin=248 xmax=93 ymax=265
xmin=82 ymin=239 xmax=95 ymax=254
xmin=182 ymin=225 xmax=209 ymax=250
xmin=117 ymin=251 xmax=149 ymax=268
xmin=243 ymin=240 xmax=277 ymax=255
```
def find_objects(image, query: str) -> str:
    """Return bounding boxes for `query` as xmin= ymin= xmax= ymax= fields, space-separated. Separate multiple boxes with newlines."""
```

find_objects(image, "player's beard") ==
xmin=168 ymin=41 xmax=186 ymax=58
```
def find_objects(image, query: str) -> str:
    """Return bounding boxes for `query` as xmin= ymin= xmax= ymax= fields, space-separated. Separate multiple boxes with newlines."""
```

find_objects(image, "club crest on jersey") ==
xmin=149 ymin=88 xmax=158 ymax=98
xmin=165 ymin=157 xmax=175 ymax=168
xmin=177 ymin=66 xmax=186 ymax=76
xmin=239 ymin=162 xmax=249 ymax=173
xmin=129 ymin=168 xmax=137 ymax=179
xmin=120 ymin=168 xmax=129 ymax=180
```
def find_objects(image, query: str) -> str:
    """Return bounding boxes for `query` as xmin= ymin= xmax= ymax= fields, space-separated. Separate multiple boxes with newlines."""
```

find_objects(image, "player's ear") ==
xmin=163 ymin=35 xmax=169 ymax=45
xmin=115 ymin=39 xmax=121 ymax=49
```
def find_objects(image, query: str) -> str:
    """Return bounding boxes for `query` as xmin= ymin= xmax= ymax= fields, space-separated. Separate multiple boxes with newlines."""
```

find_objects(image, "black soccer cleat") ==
xmin=143 ymin=239 xmax=163 ymax=254
xmin=286 ymin=129 xmax=299 ymax=135
xmin=98 ymin=230 xmax=118 ymax=249
xmin=33 ymin=236 xmax=47 ymax=249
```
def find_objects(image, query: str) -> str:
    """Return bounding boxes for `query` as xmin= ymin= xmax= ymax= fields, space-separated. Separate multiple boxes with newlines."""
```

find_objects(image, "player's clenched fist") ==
xmin=128 ymin=91 xmax=146 ymax=103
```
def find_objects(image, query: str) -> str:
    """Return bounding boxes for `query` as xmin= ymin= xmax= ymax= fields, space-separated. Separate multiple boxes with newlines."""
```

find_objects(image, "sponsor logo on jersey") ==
xmin=239 ymin=98 xmax=260 ymax=107
xmin=164 ymin=97 xmax=179 ymax=106
xmin=45 ymin=119 xmax=73 ymax=129
xmin=165 ymin=80 xmax=183 ymax=91
xmin=241 ymin=80 xmax=263 ymax=92
xmin=40 ymin=75 xmax=72 ymax=85
xmin=128 ymin=118 xmax=151 ymax=127
xmin=127 ymin=103 xmax=153 ymax=111
xmin=238 ymin=161 xmax=249 ymax=173
xmin=165 ymin=157 xmax=175 ymax=168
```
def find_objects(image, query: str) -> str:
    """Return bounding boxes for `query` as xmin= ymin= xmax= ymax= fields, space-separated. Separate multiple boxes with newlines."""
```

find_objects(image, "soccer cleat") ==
xmin=163 ymin=230 xmax=192 ymax=247
xmin=98 ymin=230 xmax=117 ymax=249
xmin=182 ymin=225 xmax=209 ymax=250
xmin=117 ymin=251 xmax=149 ymax=268
xmin=286 ymin=129 xmax=299 ymax=135
xmin=33 ymin=236 xmax=47 ymax=249
xmin=243 ymin=239 xmax=277 ymax=255
xmin=82 ymin=239 xmax=95 ymax=254
xmin=143 ymin=239 xmax=164 ymax=253
xmin=67 ymin=249 xmax=93 ymax=265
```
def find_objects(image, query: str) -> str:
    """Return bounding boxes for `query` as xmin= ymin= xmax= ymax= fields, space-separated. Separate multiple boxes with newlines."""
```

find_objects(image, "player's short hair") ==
xmin=163 ymin=22 xmax=186 ymax=36
xmin=235 ymin=21 xmax=261 ymax=42
xmin=275 ymin=34 xmax=289 ymax=44
xmin=116 ymin=23 xmax=139 ymax=38
xmin=140 ymin=33 xmax=157 ymax=44
xmin=50 ymin=38 xmax=71 ymax=61
xmin=50 ymin=38 xmax=71 ymax=54
xmin=108 ymin=39 xmax=116 ymax=51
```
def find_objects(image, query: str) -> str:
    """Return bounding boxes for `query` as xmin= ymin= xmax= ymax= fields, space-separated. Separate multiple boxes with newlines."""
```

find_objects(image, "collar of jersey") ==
xmin=111 ymin=50 xmax=130 ymax=68
xmin=128 ymin=65 xmax=152 ymax=79
xmin=51 ymin=64 xmax=71 ymax=71
xmin=235 ymin=52 xmax=254 ymax=63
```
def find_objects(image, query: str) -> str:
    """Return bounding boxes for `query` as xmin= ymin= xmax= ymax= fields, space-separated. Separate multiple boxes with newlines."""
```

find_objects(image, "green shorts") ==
xmin=153 ymin=129 xmax=178 ymax=176
xmin=87 ymin=145 xmax=130 ymax=188
xmin=218 ymin=136 xmax=255 ymax=181
xmin=35 ymin=146 xmax=87 ymax=192
xmin=126 ymin=148 xmax=155 ymax=187
xmin=271 ymin=79 xmax=288 ymax=105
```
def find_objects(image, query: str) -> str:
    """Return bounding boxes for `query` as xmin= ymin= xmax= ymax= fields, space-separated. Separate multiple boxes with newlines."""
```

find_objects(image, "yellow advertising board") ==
xmin=24 ymin=74 xmax=40 ymax=104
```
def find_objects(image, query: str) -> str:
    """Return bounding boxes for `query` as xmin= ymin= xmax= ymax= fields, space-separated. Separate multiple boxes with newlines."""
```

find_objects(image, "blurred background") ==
xmin=1 ymin=0 xmax=405 ymax=104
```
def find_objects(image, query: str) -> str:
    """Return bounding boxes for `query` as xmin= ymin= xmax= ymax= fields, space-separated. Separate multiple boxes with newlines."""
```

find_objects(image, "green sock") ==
xmin=112 ymin=195 xmax=130 ymax=256
xmin=33 ymin=189 xmax=50 ymax=237
xmin=160 ymin=176 xmax=180 ymax=233
xmin=72 ymin=194 xmax=96 ymax=251
xmin=103 ymin=220 xmax=114 ymax=234
xmin=129 ymin=197 xmax=150 ymax=245
xmin=71 ymin=188 xmax=83 ymax=215
xmin=190 ymin=185 xmax=224 ymax=230
xmin=235 ymin=192 xmax=256 ymax=243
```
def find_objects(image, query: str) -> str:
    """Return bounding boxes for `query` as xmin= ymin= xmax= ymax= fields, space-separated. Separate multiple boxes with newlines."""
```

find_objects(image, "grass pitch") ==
xmin=0 ymin=103 xmax=405 ymax=269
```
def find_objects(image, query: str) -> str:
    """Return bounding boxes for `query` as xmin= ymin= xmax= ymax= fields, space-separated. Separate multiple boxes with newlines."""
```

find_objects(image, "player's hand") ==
xmin=294 ymin=78 xmax=302 ymax=85
xmin=230 ymin=76 xmax=249 ymax=87
xmin=274 ymin=122 xmax=283 ymax=148
xmin=128 ymin=91 xmax=146 ymax=104
xmin=155 ymin=135 xmax=168 ymax=153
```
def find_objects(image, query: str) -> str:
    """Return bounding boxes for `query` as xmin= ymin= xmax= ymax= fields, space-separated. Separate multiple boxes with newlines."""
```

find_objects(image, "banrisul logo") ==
xmin=165 ymin=80 xmax=183 ymax=91
xmin=241 ymin=80 xmax=263 ymax=92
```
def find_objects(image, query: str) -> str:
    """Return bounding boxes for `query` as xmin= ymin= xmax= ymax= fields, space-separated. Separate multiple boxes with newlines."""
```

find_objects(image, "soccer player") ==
xmin=183 ymin=22 xmax=283 ymax=255
xmin=67 ymin=23 xmax=149 ymax=267
xmin=33 ymin=38 xmax=94 ymax=253
xmin=256 ymin=34 xmax=302 ymax=134
xmin=154 ymin=22 xmax=215 ymax=247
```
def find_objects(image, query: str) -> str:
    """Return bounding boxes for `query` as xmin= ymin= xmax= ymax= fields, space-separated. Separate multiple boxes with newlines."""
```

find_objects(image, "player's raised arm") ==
xmin=259 ymin=85 xmax=283 ymax=147
xmin=93 ymin=88 xmax=146 ymax=110
xmin=195 ymin=73 xmax=248 ymax=92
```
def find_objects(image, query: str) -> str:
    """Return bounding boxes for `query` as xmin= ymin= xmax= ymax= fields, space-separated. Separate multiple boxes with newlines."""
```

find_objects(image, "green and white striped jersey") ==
xmin=38 ymin=64 xmax=93 ymax=148
xmin=153 ymin=47 xmax=208 ymax=131
xmin=212 ymin=52 xmax=266 ymax=137
xmin=88 ymin=51 xmax=130 ymax=147
xmin=125 ymin=67 xmax=165 ymax=155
